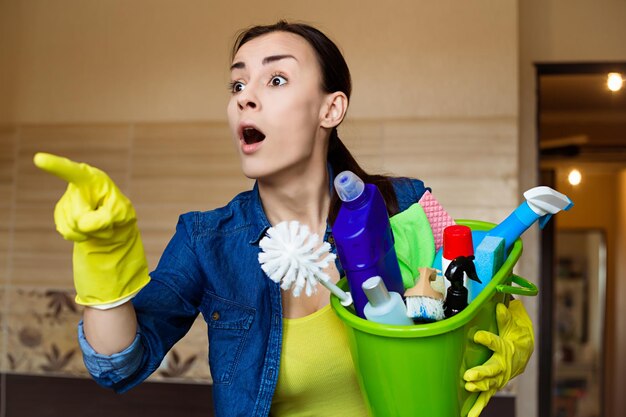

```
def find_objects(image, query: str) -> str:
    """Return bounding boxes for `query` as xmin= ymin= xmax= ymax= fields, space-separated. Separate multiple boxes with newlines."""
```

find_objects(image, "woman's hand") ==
xmin=34 ymin=153 xmax=150 ymax=308
xmin=463 ymin=300 xmax=534 ymax=417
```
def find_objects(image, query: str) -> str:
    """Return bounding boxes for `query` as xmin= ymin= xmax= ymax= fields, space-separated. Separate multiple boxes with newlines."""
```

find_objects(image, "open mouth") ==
xmin=242 ymin=127 xmax=266 ymax=145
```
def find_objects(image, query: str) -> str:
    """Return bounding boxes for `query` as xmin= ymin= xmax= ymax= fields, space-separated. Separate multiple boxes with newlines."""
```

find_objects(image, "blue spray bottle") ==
xmin=332 ymin=171 xmax=405 ymax=318
xmin=485 ymin=186 xmax=574 ymax=251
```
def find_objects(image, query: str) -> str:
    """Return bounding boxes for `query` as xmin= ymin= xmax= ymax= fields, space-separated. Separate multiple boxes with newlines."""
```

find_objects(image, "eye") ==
xmin=230 ymin=81 xmax=245 ymax=93
xmin=269 ymin=75 xmax=287 ymax=87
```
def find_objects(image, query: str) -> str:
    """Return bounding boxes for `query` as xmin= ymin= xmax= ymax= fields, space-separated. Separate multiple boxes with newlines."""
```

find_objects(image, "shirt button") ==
xmin=211 ymin=311 xmax=220 ymax=321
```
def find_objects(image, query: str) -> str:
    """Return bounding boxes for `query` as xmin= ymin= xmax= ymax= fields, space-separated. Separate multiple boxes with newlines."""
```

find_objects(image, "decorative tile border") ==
xmin=4 ymin=287 xmax=85 ymax=376
xmin=0 ymin=285 xmax=5 ymax=372
xmin=2 ymin=286 xmax=211 ymax=384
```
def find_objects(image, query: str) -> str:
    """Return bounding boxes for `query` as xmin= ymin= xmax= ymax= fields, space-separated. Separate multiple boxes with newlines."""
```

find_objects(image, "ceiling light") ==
xmin=607 ymin=72 xmax=623 ymax=92
xmin=568 ymin=169 xmax=582 ymax=186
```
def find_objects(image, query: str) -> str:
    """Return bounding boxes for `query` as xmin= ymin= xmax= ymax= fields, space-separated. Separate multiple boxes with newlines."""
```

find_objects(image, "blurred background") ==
xmin=0 ymin=0 xmax=625 ymax=416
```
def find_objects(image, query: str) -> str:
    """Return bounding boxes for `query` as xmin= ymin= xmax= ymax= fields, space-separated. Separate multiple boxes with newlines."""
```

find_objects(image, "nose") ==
xmin=237 ymin=86 xmax=259 ymax=111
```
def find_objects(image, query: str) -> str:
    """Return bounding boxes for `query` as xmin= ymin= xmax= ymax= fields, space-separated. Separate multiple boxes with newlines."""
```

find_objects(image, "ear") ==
xmin=320 ymin=92 xmax=348 ymax=129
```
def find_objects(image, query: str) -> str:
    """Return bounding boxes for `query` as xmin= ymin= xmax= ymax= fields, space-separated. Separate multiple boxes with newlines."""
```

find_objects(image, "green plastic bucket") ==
xmin=330 ymin=220 xmax=538 ymax=417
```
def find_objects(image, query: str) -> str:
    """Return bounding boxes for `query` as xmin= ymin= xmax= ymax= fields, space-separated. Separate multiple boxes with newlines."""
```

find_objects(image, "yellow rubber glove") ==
xmin=34 ymin=153 xmax=150 ymax=309
xmin=463 ymin=300 xmax=534 ymax=417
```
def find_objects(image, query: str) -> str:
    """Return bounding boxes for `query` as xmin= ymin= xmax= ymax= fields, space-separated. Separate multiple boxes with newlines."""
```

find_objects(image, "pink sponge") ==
xmin=418 ymin=191 xmax=456 ymax=251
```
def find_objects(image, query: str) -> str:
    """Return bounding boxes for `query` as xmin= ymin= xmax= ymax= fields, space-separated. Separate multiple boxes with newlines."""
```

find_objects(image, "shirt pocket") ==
xmin=200 ymin=291 xmax=256 ymax=385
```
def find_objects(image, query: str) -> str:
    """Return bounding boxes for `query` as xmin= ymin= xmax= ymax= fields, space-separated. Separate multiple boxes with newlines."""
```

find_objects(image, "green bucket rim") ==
xmin=330 ymin=219 xmax=525 ymax=338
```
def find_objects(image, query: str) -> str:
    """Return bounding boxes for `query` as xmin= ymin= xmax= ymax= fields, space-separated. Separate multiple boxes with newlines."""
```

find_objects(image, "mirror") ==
xmin=552 ymin=229 xmax=606 ymax=417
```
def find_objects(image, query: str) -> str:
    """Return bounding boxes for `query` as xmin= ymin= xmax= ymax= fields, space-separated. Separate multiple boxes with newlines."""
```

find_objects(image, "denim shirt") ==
xmin=79 ymin=176 xmax=429 ymax=417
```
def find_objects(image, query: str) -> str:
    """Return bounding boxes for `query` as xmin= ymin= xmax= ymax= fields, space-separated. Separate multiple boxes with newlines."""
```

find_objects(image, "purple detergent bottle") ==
xmin=332 ymin=171 xmax=404 ymax=318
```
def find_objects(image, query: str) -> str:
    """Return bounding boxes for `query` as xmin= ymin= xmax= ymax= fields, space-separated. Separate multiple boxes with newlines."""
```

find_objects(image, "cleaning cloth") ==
xmin=390 ymin=202 xmax=436 ymax=289
xmin=418 ymin=191 xmax=456 ymax=252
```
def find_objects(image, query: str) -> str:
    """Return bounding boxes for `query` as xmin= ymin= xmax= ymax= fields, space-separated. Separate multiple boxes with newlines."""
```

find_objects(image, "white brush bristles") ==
xmin=258 ymin=221 xmax=336 ymax=297
xmin=405 ymin=296 xmax=445 ymax=322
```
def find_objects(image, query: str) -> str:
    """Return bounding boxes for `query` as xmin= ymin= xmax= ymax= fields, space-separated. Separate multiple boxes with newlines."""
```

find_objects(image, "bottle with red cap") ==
xmin=442 ymin=225 xmax=474 ymax=292
xmin=441 ymin=225 xmax=482 ymax=318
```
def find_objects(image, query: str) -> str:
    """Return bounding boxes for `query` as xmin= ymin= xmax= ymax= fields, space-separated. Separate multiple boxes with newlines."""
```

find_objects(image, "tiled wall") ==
xmin=0 ymin=118 xmax=518 ymax=383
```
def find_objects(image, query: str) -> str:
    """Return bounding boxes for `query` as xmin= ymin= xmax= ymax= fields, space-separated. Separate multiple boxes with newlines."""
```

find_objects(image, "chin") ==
xmin=240 ymin=160 xmax=297 ymax=183
xmin=239 ymin=161 xmax=269 ymax=181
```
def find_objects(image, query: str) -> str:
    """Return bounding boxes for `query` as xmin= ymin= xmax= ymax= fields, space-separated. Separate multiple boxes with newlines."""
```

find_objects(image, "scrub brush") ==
xmin=404 ymin=267 xmax=445 ymax=323
xmin=258 ymin=220 xmax=353 ymax=306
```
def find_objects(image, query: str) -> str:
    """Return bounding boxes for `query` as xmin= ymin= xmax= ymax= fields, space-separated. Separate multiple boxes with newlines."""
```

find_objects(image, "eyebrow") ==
xmin=230 ymin=54 xmax=298 ymax=71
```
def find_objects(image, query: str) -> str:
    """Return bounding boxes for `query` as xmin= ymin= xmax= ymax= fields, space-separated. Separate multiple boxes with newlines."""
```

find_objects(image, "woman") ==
xmin=34 ymin=21 xmax=533 ymax=417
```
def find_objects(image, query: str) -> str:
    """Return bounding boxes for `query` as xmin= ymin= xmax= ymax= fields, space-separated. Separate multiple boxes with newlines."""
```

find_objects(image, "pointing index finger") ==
xmin=33 ymin=152 xmax=92 ymax=185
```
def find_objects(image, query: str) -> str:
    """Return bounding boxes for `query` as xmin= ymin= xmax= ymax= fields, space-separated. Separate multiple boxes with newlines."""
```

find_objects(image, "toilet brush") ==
xmin=258 ymin=220 xmax=353 ymax=306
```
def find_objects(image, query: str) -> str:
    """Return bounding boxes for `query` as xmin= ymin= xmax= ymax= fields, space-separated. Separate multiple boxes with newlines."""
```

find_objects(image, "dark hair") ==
xmin=232 ymin=21 xmax=399 ymax=224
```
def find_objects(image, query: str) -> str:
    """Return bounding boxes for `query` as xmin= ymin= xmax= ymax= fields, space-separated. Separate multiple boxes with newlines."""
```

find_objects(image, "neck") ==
xmin=258 ymin=162 xmax=331 ymax=234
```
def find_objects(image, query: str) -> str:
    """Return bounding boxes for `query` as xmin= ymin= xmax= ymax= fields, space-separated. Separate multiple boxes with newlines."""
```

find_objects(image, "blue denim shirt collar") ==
xmin=249 ymin=182 xmax=272 ymax=245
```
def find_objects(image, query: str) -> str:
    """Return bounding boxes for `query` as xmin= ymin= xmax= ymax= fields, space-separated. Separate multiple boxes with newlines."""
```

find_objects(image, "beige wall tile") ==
xmin=11 ymin=201 xmax=58 ymax=231
xmin=11 ymin=202 xmax=74 ymax=287
xmin=442 ymin=205 xmax=515 ymax=226
xmin=7 ymin=0 xmax=517 ymax=123
xmin=0 ymin=126 xmax=17 ymax=200
xmin=133 ymin=123 xmax=233 ymax=153
xmin=141 ymin=228 xmax=179 ymax=271
xmin=418 ymin=178 xmax=517 ymax=216
xmin=132 ymin=177 xmax=253 ymax=208
xmin=131 ymin=123 xmax=253 ymax=209
xmin=12 ymin=255 xmax=73 ymax=288
xmin=0 ymin=127 xmax=16 ymax=283
xmin=132 ymin=123 xmax=254 ymax=275
xmin=135 ymin=204 xmax=187 ymax=232
xmin=381 ymin=118 xmax=518 ymax=219
xmin=19 ymin=124 xmax=131 ymax=155
xmin=17 ymin=124 xmax=132 ymax=203
xmin=12 ymin=125 xmax=132 ymax=286
xmin=339 ymin=120 xmax=384 ymax=173
xmin=12 ymin=202 xmax=72 ymax=287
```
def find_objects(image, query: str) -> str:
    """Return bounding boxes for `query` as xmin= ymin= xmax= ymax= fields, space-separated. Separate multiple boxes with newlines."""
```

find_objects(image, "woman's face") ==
xmin=227 ymin=31 xmax=329 ymax=181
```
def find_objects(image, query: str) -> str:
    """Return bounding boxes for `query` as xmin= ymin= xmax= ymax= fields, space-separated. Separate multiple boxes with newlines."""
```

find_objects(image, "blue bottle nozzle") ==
xmin=334 ymin=171 xmax=365 ymax=202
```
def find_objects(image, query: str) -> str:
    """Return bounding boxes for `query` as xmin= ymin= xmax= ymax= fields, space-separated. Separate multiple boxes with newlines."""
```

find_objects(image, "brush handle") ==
xmin=318 ymin=278 xmax=353 ymax=306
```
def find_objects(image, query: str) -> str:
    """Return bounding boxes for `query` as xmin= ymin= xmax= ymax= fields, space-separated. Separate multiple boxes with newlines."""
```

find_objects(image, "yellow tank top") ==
xmin=270 ymin=304 xmax=368 ymax=417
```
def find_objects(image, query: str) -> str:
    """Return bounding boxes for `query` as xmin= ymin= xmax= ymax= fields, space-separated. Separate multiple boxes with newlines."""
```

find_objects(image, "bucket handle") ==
xmin=496 ymin=274 xmax=538 ymax=297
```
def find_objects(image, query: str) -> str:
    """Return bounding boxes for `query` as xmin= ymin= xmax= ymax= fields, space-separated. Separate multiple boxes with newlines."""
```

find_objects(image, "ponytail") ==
xmin=328 ymin=128 xmax=399 ymax=225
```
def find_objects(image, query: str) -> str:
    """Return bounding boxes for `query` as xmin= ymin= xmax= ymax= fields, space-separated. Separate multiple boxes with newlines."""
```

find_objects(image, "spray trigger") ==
xmin=444 ymin=256 xmax=481 ymax=284
xmin=539 ymin=213 xmax=552 ymax=229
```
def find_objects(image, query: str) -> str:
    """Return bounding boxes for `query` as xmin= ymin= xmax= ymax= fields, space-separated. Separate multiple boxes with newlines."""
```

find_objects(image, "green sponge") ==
xmin=390 ymin=203 xmax=436 ymax=289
